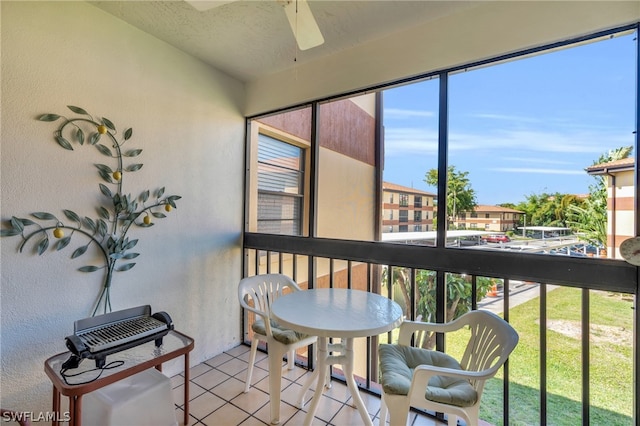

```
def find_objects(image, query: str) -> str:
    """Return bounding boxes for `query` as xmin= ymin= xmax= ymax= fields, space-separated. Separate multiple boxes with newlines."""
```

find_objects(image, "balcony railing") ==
xmin=242 ymin=232 xmax=638 ymax=425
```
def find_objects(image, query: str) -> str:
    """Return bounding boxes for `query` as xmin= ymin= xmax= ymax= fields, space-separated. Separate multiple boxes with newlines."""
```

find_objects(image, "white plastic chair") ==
xmin=238 ymin=274 xmax=317 ymax=424
xmin=378 ymin=310 xmax=519 ymax=426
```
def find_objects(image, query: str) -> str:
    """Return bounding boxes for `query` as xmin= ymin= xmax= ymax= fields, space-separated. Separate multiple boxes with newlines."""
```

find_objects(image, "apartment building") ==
xmin=586 ymin=157 xmax=635 ymax=258
xmin=454 ymin=205 xmax=523 ymax=232
xmin=382 ymin=182 xmax=436 ymax=233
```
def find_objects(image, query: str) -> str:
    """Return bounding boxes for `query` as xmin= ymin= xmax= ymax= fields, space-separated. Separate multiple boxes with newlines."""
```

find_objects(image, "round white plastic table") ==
xmin=271 ymin=288 xmax=403 ymax=426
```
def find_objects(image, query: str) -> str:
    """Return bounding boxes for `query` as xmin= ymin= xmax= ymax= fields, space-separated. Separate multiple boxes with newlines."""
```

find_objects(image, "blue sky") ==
xmin=382 ymin=30 xmax=637 ymax=206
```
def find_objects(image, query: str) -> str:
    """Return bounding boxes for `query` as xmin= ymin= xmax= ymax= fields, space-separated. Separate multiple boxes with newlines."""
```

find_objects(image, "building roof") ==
xmin=382 ymin=230 xmax=491 ymax=242
xmin=474 ymin=204 xmax=524 ymax=213
xmin=586 ymin=157 xmax=635 ymax=175
xmin=521 ymin=226 xmax=570 ymax=230
xmin=382 ymin=181 xmax=436 ymax=197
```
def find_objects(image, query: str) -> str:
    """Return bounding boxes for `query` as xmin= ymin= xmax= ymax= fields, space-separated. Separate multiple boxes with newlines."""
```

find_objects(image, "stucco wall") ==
xmin=317 ymin=149 xmax=376 ymax=240
xmin=1 ymin=1 xmax=245 ymax=414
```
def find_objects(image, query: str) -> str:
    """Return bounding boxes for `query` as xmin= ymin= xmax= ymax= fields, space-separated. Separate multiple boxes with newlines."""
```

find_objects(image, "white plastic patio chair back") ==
xmin=379 ymin=310 xmax=519 ymax=426
xmin=240 ymin=274 xmax=292 ymax=341
xmin=238 ymin=274 xmax=317 ymax=424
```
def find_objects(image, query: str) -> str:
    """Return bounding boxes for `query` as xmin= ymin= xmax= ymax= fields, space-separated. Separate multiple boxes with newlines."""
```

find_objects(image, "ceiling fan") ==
xmin=185 ymin=0 xmax=324 ymax=51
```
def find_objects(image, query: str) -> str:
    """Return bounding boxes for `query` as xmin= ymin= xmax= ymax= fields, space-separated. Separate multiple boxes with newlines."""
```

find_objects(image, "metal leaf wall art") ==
xmin=1 ymin=106 xmax=181 ymax=315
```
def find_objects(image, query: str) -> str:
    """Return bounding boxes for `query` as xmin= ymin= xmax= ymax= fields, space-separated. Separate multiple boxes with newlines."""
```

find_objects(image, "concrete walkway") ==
xmin=478 ymin=281 xmax=557 ymax=314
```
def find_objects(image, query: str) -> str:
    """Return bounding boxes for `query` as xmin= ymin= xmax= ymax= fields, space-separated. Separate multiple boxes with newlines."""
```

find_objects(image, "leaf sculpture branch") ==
xmin=1 ymin=106 xmax=181 ymax=316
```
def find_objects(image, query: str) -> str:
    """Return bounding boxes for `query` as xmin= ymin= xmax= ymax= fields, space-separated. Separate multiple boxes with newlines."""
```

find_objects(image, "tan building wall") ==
xmin=249 ymin=94 xmax=377 ymax=241
xmin=246 ymin=92 xmax=381 ymax=288
xmin=607 ymin=170 xmax=634 ymax=258
xmin=382 ymin=182 xmax=436 ymax=233
xmin=455 ymin=205 xmax=523 ymax=232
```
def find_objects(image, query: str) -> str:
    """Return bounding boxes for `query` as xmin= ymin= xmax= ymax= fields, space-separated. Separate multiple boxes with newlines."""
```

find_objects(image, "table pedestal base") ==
xmin=298 ymin=337 xmax=372 ymax=426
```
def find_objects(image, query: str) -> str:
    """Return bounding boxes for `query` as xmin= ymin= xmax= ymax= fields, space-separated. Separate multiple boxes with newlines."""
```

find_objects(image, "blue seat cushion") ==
xmin=379 ymin=344 xmax=477 ymax=407
xmin=252 ymin=319 xmax=310 ymax=345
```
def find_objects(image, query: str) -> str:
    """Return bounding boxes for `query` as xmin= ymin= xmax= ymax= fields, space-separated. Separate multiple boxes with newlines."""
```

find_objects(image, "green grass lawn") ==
xmin=448 ymin=287 xmax=634 ymax=425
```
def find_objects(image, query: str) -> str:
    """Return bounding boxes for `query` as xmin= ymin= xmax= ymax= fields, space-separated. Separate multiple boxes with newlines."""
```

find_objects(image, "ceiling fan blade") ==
xmin=282 ymin=0 xmax=324 ymax=50
xmin=186 ymin=0 xmax=324 ymax=50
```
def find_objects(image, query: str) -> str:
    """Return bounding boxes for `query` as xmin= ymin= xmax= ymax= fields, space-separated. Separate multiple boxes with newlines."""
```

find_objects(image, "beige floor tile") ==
xmin=283 ymin=409 xmax=321 ymax=425
xmin=192 ymin=367 xmax=233 ymax=390
xmin=238 ymin=348 xmax=268 ymax=364
xmin=201 ymin=403 xmax=251 ymax=426
xmin=172 ymin=345 xmax=445 ymax=426
xmin=254 ymin=373 xmax=274 ymax=392
xmin=189 ymin=361 xmax=213 ymax=378
xmin=331 ymin=403 xmax=372 ymax=425
xmin=171 ymin=373 xmax=185 ymax=388
xmin=211 ymin=376 xmax=246 ymax=400
xmin=238 ymin=415 xmax=267 ymax=425
xmin=244 ymin=363 xmax=270 ymax=389
xmin=229 ymin=387 xmax=271 ymax=415
xmin=173 ymin=407 xmax=186 ymax=426
xmin=309 ymin=393 xmax=344 ymax=423
xmin=412 ymin=412 xmax=444 ymax=426
xmin=221 ymin=356 xmax=254 ymax=377
xmin=172 ymin=381 xmax=207 ymax=406
xmin=225 ymin=344 xmax=251 ymax=358
xmin=205 ymin=351 xmax=235 ymax=368
xmin=189 ymin=391 xmax=226 ymax=420
xmin=254 ymin=398 xmax=300 ymax=425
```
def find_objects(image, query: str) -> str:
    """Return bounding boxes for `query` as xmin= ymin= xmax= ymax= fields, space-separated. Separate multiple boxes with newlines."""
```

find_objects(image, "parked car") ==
xmin=457 ymin=236 xmax=485 ymax=246
xmin=482 ymin=234 xmax=511 ymax=243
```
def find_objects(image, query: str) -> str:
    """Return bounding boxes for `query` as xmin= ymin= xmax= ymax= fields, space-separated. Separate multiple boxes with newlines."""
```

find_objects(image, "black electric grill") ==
xmin=64 ymin=305 xmax=173 ymax=368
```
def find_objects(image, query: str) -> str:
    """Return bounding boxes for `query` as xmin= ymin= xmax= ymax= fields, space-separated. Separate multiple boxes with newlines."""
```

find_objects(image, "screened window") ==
xmin=257 ymin=134 xmax=304 ymax=235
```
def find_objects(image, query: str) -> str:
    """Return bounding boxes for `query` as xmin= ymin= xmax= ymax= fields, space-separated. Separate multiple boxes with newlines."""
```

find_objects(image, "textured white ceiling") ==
xmin=89 ymin=0 xmax=478 ymax=82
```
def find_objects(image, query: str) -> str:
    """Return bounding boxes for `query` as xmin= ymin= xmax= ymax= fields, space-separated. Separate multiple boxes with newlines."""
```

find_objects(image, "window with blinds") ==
xmin=257 ymin=134 xmax=304 ymax=235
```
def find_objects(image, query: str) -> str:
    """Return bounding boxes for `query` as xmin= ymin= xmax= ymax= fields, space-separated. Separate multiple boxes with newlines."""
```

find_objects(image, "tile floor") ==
xmin=170 ymin=344 xmax=445 ymax=426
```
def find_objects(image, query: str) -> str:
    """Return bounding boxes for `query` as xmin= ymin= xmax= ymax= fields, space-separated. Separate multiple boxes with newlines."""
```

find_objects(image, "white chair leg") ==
xmin=244 ymin=338 xmax=260 ymax=393
xmin=460 ymin=410 xmax=478 ymax=426
xmin=386 ymin=397 xmax=410 ymax=426
xmin=325 ymin=365 xmax=331 ymax=389
xmin=286 ymin=349 xmax=295 ymax=370
xmin=269 ymin=345 xmax=288 ymax=425
xmin=448 ymin=414 xmax=457 ymax=426
xmin=379 ymin=392 xmax=388 ymax=425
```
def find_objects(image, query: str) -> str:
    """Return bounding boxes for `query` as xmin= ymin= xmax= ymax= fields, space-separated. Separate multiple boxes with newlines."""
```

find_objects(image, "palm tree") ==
xmin=566 ymin=190 xmax=607 ymax=246
xmin=567 ymin=146 xmax=632 ymax=247
xmin=425 ymin=166 xmax=477 ymax=228
xmin=383 ymin=267 xmax=494 ymax=349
